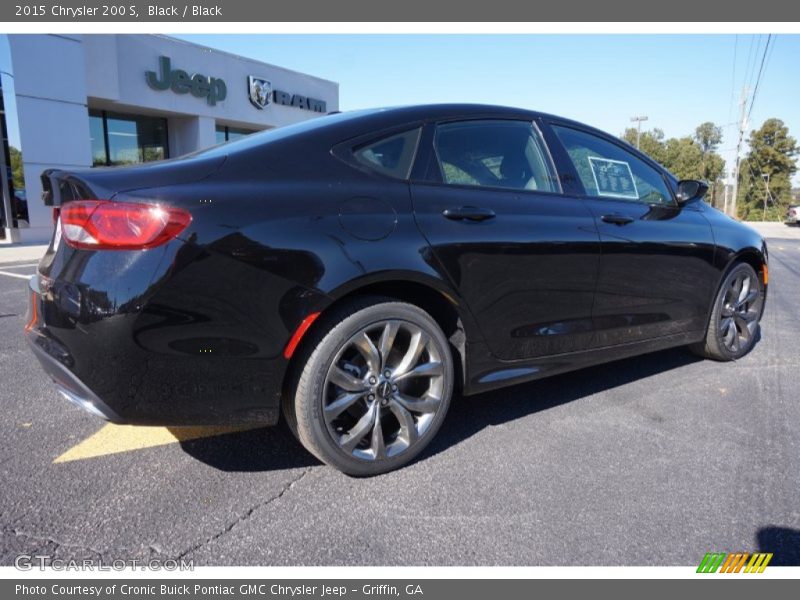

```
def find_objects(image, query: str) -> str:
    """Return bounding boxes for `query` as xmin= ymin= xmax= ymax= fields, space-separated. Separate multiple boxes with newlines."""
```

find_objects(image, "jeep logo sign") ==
xmin=146 ymin=56 xmax=227 ymax=106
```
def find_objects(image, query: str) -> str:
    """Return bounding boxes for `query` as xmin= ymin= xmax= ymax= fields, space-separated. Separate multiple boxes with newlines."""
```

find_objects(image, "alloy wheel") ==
xmin=322 ymin=319 xmax=446 ymax=461
xmin=718 ymin=270 xmax=762 ymax=354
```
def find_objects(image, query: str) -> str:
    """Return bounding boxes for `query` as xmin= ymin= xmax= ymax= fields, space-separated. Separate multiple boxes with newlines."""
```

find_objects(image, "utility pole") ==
xmin=762 ymin=173 xmax=772 ymax=221
xmin=630 ymin=115 xmax=649 ymax=149
xmin=723 ymin=183 xmax=730 ymax=215
xmin=730 ymin=87 xmax=749 ymax=218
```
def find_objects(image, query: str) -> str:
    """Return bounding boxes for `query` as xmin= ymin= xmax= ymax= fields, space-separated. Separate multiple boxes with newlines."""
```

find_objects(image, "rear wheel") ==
xmin=286 ymin=298 xmax=453 ymax=476
xmin=691 ymin=262 xmax=764 ymax=361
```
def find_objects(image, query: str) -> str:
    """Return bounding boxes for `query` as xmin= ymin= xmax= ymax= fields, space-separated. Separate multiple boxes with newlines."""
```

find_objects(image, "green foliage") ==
xmin=621 ymin=123 xmax=727 ymax=207
xmin=622 ymin=127 xmax=666 ymax=164
xmin=694 ymin=122 xmax=723 ymax=154
xmin=8 ymin=146 xmax=25 ymax=192
xmin=737 ymin=118 xmax=798 ymax=221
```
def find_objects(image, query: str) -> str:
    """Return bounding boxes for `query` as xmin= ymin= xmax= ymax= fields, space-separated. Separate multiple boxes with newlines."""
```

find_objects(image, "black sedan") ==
xmin=27 ymin=104 xmax=768 ymax=475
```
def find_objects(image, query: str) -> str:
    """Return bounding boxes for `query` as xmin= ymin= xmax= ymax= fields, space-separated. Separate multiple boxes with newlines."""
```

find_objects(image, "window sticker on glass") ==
xmin=588 ymin=157 xmax=639 ymax=200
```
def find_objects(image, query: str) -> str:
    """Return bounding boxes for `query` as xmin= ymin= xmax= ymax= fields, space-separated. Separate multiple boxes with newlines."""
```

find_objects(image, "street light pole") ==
xmin=630 ymin=115 xmax=649 ymax=149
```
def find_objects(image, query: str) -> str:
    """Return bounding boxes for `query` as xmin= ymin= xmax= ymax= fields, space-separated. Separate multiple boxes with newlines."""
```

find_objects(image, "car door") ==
xmin=409 ymin=118 xmax=601 ymax=361
xmin=546 ymin=121 xmax=717 ymax=348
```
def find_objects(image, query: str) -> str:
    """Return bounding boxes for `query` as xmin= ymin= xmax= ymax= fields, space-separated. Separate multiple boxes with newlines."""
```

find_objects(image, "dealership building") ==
xmin=0 ymin=34 xmax=339 ymax=244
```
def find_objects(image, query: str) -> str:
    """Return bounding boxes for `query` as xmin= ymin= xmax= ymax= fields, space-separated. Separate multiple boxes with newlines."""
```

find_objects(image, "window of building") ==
xmin=215 ymin=125 xmax=255 ymax=144
xmin=353 ymin=128 xmax=421 ymax=180
xmin=89 ymin=109 xmax=168 ymax=167
xmin=552 ymin=125 xmax=673 ymax=205
xmin=0 ymin=51 xmax=28 ymax=233
xmin=433 ymin=120 xmax=558 ymax=192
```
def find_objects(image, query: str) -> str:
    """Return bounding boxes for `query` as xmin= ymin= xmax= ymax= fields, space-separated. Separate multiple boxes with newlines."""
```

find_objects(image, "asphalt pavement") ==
xmin=1 ymin=227 xmax=798 ymax=566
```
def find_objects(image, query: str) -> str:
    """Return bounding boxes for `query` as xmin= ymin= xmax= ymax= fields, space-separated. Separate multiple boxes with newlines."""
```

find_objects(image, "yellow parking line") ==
xmin=54 ymin=423 xmax=263 ymax=463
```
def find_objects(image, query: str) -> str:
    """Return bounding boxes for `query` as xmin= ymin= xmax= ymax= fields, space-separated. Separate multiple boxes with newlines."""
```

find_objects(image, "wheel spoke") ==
xmin=353 ymin=332 xmax=381 ymax=376
xmin=736 ymin=288 xmax=758 ymax=308
xmin=393 ymin=329 xmax=428 ymax=378
xmin=329 ymin=366 xmax=366 ymax=392
xmin=369 ymin=407 xmax=386 ymax=459
xmin=378 ymin=321 xmax=399 ymax=371
xmin=324 ymin=391 xmax=364 ymax=420
xmin=389 ymin=400 xmax=418 ymax=446
xmin=730 ymin=275 xmax=743 ymax=302
xmin=340 ymin=403 xmax=377 ymax=452
xmin=737 ymin=276 xmax=751 ymax=305
xmin=393 ymin=361 xmax=443 ymax=382
xmin=740 ymin=309 xmax=758 ymax=323
xmin=734 ymin=314 xmax=751 ymax=341
xmin=721 ymin=317 xmax=736 ymax=348
xmin=721 ymin=305 xmax=734 ymax=318
xmin=393 ymin=392 xmax=441 ymax=414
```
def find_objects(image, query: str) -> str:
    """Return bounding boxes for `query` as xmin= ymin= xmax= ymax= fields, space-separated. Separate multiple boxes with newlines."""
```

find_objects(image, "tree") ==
xmin=622 ymin=124 xmax=727 ymax=208
xmin=694 ymin=122 xmax=723 ymax=155
xmin=737 ymin=119 xmax=798 ymax=221
xmin=9 ymin=146 xmax=24 ymax=192
xmin=621 ymin=127 xmax=666 ymax=164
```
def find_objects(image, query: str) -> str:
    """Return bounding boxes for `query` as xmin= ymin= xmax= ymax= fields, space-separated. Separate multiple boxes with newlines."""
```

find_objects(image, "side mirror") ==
xmin=676 ymin=180 xmax=709 ymax=205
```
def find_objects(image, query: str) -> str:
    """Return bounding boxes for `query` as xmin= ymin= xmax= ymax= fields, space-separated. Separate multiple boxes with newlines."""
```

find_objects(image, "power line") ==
xmin=742 ymin=35 xmax=759 ymax=92
xmin=747 ymin=34 xmax=773 ymax=124
xmin=727 ymin=34 xmax=738 ymax=124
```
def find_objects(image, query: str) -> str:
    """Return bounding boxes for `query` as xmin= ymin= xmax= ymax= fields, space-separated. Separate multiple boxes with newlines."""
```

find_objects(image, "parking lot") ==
xmin=1 ymin=224 xmax=799 ymax=566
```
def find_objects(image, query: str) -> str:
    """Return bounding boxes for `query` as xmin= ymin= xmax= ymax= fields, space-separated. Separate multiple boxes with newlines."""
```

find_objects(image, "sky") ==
xmin=179 ymin=34 xmax=800 ymax=185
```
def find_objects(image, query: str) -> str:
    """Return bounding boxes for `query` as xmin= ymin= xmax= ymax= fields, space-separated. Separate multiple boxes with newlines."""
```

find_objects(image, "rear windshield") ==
xmin=187 ymin=109 xmax=381 ymax=159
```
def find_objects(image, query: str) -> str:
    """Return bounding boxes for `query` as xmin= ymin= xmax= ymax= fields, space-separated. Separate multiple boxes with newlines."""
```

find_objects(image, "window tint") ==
xmin=433 ymin=120 xmax=558 ymax=193
xmin=552 ymin=125 xmax=673 ymax=205
xmin=353 ymin=128 xmax=421 ymax=179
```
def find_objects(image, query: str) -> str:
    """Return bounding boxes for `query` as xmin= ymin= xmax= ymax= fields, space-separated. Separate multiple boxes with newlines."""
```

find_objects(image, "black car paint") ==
xmin=26 ymin=104 xmax=768 ymax=425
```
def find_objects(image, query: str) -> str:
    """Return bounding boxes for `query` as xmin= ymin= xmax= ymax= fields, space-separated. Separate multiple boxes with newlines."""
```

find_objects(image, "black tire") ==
xmin=690 ymin=262 xmax=764 ymax=361
xmin=284 ymin=297 xmax=454 ymax=476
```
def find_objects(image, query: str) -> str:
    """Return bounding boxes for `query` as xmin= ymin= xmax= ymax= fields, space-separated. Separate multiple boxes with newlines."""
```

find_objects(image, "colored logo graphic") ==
xmin=697 ymin=552 xmax=773 ymax=573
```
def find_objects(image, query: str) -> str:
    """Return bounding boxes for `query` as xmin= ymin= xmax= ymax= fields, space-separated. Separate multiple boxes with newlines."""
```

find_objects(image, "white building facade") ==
xmin=0 ymin=34 xmax=339 ymax=244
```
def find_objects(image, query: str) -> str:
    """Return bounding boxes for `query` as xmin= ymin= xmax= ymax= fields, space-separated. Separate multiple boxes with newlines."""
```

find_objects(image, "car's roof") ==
xmin=338 ymin=103 xmax=582 ymax=127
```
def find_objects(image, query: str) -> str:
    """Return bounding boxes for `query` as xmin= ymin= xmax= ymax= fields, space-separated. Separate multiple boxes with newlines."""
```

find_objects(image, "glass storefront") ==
xmin=89 ymin=109 xmax=169 ymax=166
xmin=215 ymin=125 xmax=255 ymax=144
xmin=0 ymin=35 xmax=28 ymax=238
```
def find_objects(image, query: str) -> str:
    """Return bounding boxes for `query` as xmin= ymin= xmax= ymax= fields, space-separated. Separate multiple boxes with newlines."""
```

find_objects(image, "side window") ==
xmin=552 ymin=125 xmax=673 ymax=205
xmin=433 ymin=120 xmax=559 ymax=193
xmin=353 ymin=128 xmax=421 ymax=179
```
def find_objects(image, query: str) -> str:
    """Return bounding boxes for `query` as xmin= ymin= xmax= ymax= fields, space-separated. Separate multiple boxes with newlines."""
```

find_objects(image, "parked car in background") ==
xmin=785 ymin=204 xmax=800 ymax=225
xmin=27 ymin=104 xmax=768 ymax=475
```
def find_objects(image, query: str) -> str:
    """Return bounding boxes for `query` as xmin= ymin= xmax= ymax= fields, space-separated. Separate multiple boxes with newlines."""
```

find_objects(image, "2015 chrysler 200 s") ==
xmin=26 ymin=104 xmax=768 ymax=475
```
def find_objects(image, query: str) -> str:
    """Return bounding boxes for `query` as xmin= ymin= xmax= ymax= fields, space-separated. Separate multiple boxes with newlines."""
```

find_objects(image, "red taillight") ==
xmin=60 ymin=200 xmax=191 ymax=250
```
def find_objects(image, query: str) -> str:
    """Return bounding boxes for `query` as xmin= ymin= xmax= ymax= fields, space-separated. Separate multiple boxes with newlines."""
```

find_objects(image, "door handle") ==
xmin=442 ymin=206 xmax=496 ymax=222
xmin=600 ymin=214 xmax=635 ymax=226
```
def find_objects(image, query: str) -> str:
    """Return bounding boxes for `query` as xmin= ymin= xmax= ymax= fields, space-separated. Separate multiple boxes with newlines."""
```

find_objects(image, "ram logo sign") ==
xmin=696 ymin=552 xmax=773 ymax=573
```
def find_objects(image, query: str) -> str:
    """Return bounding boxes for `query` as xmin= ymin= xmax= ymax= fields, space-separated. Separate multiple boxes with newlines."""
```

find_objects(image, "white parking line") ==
xmin=0 ymin=271 xmax=34 ymax=280
xmin=0 ymin=263 xmax=39 ymax=269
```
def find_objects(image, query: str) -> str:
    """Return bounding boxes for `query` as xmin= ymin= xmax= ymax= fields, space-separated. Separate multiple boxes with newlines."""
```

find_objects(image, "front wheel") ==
xmin=286 ymin=298 xmax=454 ymax=476
xmin=691 ymin=262 xmax=765 ymax=361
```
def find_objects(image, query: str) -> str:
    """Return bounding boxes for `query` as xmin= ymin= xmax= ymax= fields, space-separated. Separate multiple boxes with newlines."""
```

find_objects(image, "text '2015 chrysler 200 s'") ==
xmin=26 ymin=104 xmax=768 ymax=475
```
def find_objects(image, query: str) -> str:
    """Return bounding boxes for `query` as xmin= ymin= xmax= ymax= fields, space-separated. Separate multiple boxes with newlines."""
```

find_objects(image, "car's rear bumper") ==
xmin=25 ymin=256 xmax=285 ymax=426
